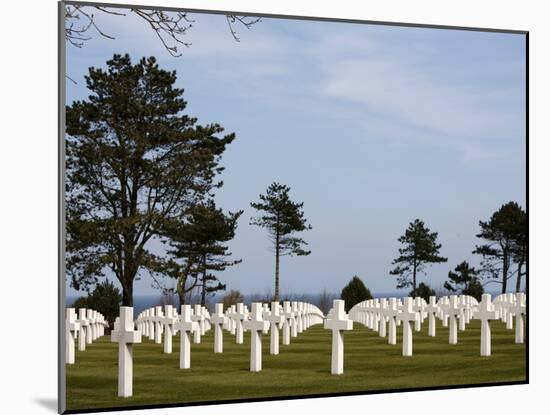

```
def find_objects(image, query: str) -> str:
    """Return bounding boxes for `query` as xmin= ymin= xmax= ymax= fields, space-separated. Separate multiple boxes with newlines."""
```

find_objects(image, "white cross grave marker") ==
xmin=174 ymin=305 xmax=199 ymax=369
xmin=162 ymin=305 xmax=177 ymax=354
xmin=472 ymin=293 xmax=499 ymax=356
xmin=397 ymin=297 xmax=420 ymax=356
xmin=425 ymin=296 xmax=439 ymax=337
xmin=65 ymin=308 xmax=80 ymax=364
xmin=111 ymin=307 xmax=141 ymax=398
xmin=243 ymin=302 xmax=269 ymax=372
xmin=266 ymin=301 xmax=284 ymax=355
xmin=211 ymin=303 xmax=227 ymax=353
xmin=324 ymin=299 xmax=353 ymax=375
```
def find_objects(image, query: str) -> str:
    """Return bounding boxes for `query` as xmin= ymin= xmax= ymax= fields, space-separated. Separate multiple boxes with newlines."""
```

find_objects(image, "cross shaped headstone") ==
xmin=111 ymin=307 xmax=141 ymax=397
xmin=472 ymin=293 xmax=499 ymax=356
xmin=191 ymin=305 xmax=204 ymax=344
xmin=265 ymin=301 xmax=284 ymax=355
xmin=65 ymin=308 xmax=80 ymax=364
xmin=378 ymin=298 xmax=388 ymax=337
xmin=413 ymin=298 xmax=425 ymax=332
xmin=385 ymin=298 xmax=399 ymax=345
xmin=397 ymin=297 xmax=420 ymax=356
xmin=291 ymin=302 xmax=299 ymax=337
xmin=441 ymin=295 xmax=461 ymax=344
xmin=324 ymin=299 xmax=353 ymax=374
xmin=515 ymin=292 xmax=526 ymax=344
xmin=162 ymin=305 xmax=177 ymax=354
xmin=174 ymin=305 xmax=199 ymax=369
xmin=281 ymin=301 xmax=294 ymax=345
xmin=211 ymin=303 xmax=227 ymax=353
xmin=243 ymin=302 xmax=269 ymax=371
xmin=425 ymin=296 xmax=439 ymax=337
xmin=85 ymin=309 xmax=94 ymax=345
xmin=76 ymin=308 xmax=89 ymax=351
xmin=234 ymin=303 xmax=247 ymax=344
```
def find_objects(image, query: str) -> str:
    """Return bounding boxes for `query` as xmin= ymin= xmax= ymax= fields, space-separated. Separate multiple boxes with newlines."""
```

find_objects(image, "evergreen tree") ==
xmin=389 ymin=219 xmax=448 ymax=291
xmin=70 ymin=280 xmax=122 ymax=327
xmin=66 ymin=54 xmax=235 ymax=306
xmin=409 ymin=282 xmax=436 ymax=303
xmin=161 ymin=200 xmax=243 ymax=306
xmin=511 ymin=208 xmax=527 ymax=292
xmin=340 ymin=276 xmax=373 ymax=312
xmin=473 ymin=201 xmax=526 ymax=294
xmin=250 ymin=182 xmax=312 ymax=301
xmin=444 ymin=261 xmax=484 ymax=301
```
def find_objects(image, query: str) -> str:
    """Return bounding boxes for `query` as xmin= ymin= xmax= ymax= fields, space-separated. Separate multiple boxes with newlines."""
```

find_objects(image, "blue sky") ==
xmin=65 ymin=8 xmax=526 ymax=297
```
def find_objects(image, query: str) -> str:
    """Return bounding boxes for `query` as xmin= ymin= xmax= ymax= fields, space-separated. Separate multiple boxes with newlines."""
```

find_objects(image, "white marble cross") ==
xmin=65 ymin=308 xmax=80 ymax=364
xmin=397 ymin=297 xmax=420 ymax=356
xmin=85 ymin=309 xmax=94 ymax=345
xmin=191 ymin=305 xmax=204 ymax=344
xmin=378 ymin=298 xmax=388 ymax=337
xmin=243 ymin=302 xmax=269 ymax=372
xmin=174 ymin=305 xmax=199 ymax=369
xmin=111 ymin=307 xmax=141 ymax=398
xmin=281 ymin=301 xmax=294 ymax=345
xmin=234 ymin=303 xmax=247 ymax=344
xmin=472 ymin=293 xmax=499 ymax=356
xmin=425 ymin=296 xmax=439 ymax=337
xmin=324 ymin=299 xmax=353 ymax=374
xmin=515 ymin=292 xmax=526 ymax=344
xmin=265 ymin=301 xmax=284 ymax=355
xmin=76 ymin=308 xmax=89 ymax=351
xmin=441 ymin=295 xmax=462 ymax=344
xmin=211 ymin=303 xmax=227 ymax=353
xmin=291 ymin=302 xmax=299 ymax=337
xmin=385 ymin=298 xmax=400 ymax=345
xmin=162 ymin=305 xmax=177 ymax=354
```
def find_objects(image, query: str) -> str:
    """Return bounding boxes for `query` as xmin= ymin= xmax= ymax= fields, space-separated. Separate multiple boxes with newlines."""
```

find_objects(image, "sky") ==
xmin=65 ymin=7 xmax=526 ymax=298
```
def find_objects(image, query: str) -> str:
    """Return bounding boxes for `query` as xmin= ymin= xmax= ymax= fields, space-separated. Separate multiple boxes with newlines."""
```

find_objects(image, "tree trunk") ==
xmin=121 ymin=277 xmax=134 ymax=307
xmin=177 ymin=287 xmax=185 ymax=308
xmin=275 ymin=230 xmax=280 ymax=301
xmin=412 ymin=260 xmax=417 ymax=293
xmin=502 ymin=253 xmax=509 ymax=294
xmin=516 ymin=262 xmax=523 ymax=292
xmin=201 ymin=255 xmax=207 ymax=306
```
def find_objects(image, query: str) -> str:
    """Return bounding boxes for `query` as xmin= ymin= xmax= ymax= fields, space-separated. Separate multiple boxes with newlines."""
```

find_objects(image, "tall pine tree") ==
xmin=160 ymin=200 xmax=243 ymax=306
xmin=444 ymin=261 xmax=484 ymax=301
xmin=390 ymin=219 xmax=447 ymax=292
xmin=473 ymin=201 xmax=526 ymax=294
xmin=66 ymin=54 xmax=235 ymax=306
xmin=250 ymin=182 xmax=312 ymax=301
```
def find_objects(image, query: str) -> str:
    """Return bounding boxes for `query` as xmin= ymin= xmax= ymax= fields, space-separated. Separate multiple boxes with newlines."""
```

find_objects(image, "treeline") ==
xmin=66 ymin=55 xmax=311 ymax=308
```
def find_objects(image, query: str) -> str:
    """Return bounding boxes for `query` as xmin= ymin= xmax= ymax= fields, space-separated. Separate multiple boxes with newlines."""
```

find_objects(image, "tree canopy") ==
xmin=159 ymin=200 xmax=243 ymax=306
xmin=66 ymin=54 xmax=235 ymax=306
xmin=70 ymin=280 xmax=122 ymax=327
xmin=473 ymin=201 xmax=526 ymax=293
xmin=250 ymin=182 xmax=312 ymax=300
xmin=444 ymin=261 xmax=484 ymax=301
xmin=389 ymin=219 xmax=447 ymax=291
xmin=341 ymin=276 xmax=373 ymax=312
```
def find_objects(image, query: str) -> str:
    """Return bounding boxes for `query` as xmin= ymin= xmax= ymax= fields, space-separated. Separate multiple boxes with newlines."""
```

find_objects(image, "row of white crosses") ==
xmin=109 ymin=300 xmax=325 ymax=397
xmin=65 ymin=308 xmax=108 ymax=364
xmin=348 ymin=292 xmax=527 ymax=362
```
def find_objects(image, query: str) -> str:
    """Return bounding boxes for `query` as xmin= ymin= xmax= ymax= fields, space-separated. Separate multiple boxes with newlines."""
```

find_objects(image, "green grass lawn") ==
xmin=66 ymin=319 xmax=526 ymax=411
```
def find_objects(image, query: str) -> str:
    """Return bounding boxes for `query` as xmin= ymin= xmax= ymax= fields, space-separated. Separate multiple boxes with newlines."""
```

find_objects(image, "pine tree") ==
xmin=473 ymin=201 xmax=526 ymax=294
xmin=161 ymin=200 xmax=243 ymax=306
xmin=250 ymin=182 xmax=312 ymax=301
xmin=444 ymin=261 xmax=484 ymax=301
xmin=390 ymin=219 xmax=447 ymax=291
xmin=340 ymin=276 xmax=373 ymax=312
xmin=66 ymin=54 xmax=235 ymax=306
